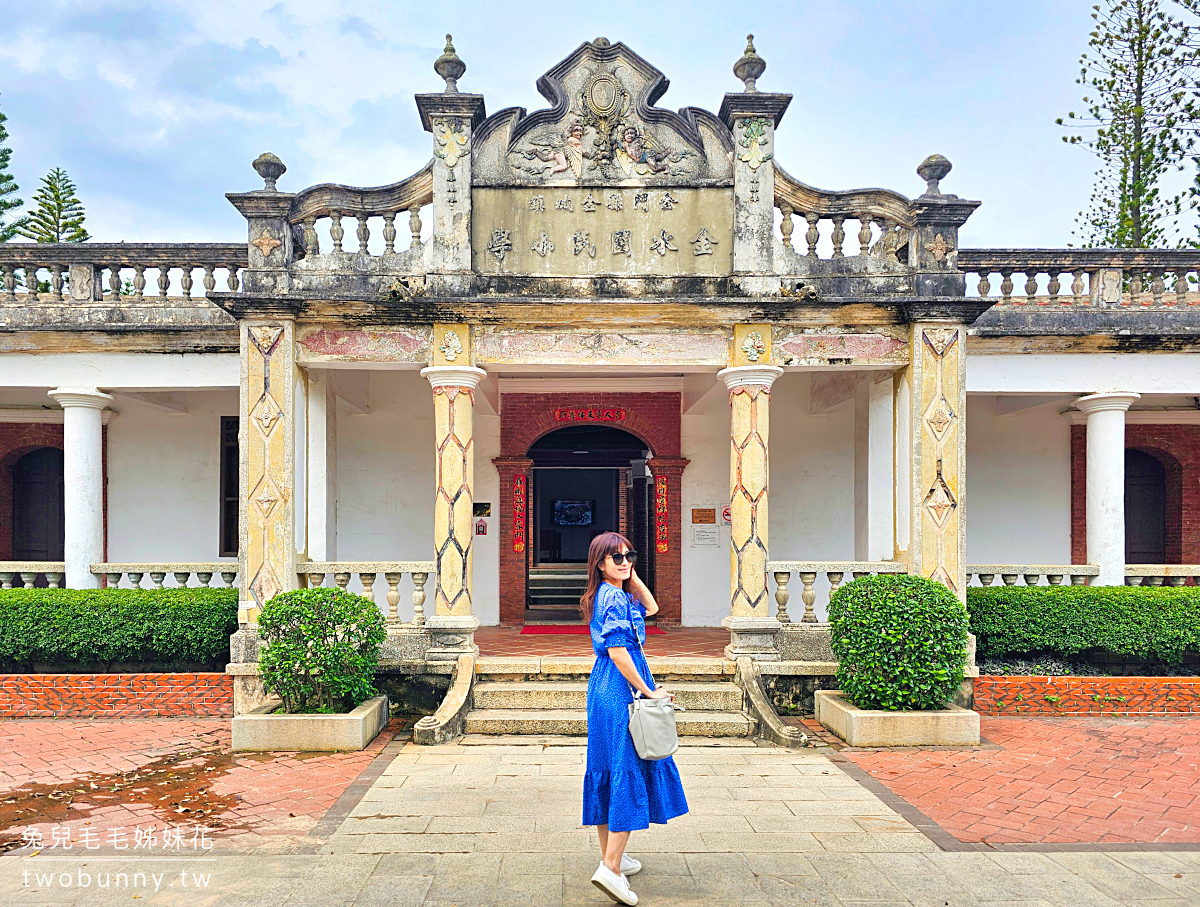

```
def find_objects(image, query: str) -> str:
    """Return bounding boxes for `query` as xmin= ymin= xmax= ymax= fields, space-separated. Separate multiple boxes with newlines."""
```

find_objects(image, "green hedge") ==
xmin=0 ymin=588 xmax=238 ymax=671
xmin=967 ymin=586 xmax=1200 ymax=664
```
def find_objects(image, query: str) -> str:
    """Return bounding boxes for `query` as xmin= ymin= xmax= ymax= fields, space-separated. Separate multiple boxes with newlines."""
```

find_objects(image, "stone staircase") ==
xmin=525 ymin=563 xmax=588 ymax=622
xmin=465 ymin=656 xmax=755 ymax=738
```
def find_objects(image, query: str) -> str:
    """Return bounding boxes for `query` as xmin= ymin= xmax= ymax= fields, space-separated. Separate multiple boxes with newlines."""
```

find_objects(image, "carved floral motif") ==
xmin=433 ymin=118 xmax=468 ymax=170
xmin=737 ymin=117 xmax=773 ymax=171
xmin=741 ymin=331 xmax=766 ymax=363
xmin=251 ymin=231 xmax=281 ymax=258
xmin=439 ymin=331 xmax=464 ymax=362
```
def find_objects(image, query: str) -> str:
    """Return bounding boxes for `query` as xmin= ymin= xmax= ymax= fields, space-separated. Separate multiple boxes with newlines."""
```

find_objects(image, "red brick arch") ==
xmin=495 ymin=392 xmax=685 ymax=625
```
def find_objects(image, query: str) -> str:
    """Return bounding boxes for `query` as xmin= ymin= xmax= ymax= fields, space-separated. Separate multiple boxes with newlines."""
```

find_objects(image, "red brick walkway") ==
xmin=846 ymin=716 xmax=1200 ymax=845
xmin=0 ymin=718 xmax=404 ymax=852
xmin=476 ymin=626 xmax=728 ymax=657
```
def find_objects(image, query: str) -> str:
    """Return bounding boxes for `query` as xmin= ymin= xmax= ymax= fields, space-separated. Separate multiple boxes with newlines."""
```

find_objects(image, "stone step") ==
xmin=476 ymin=655 xmax=734 ymax=680
xmin=464 ymin=708 xmax=754 ymax=737
xmin=473 ymin=681 xmax=744 ymax=711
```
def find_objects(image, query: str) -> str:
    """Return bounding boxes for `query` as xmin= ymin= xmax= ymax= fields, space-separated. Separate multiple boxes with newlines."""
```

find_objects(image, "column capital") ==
xmin=717 ymin=365 xmax=784 ymax=391
xmin=492 ymin=456 xmax=534 ymax=470
xmin=420 ymin=365 xmax=487 ymax=390
xmin=1074 ymin=392 xmax=1140 ymax=415
xmin=49 ymin=387 xmax=114 ymax=410
xmin=648 ymin=456 xmax=690 ymax=476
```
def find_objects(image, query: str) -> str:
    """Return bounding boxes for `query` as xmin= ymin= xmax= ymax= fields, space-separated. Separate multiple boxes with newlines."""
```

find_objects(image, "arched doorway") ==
xmin=525 ymin=425 xmax=652 ymax=621
xmin=13 ymin=447 xmax=65 ymax=561
xmin=1126 ymin=448 xmax=1166 ymax=563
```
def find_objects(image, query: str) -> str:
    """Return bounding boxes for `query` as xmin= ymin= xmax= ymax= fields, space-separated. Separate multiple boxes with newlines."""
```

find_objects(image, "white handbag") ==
xmin=625 ymin=597 xmax=684 ymax=761
xmin=628 ymin=693 xmax=684 ymax=761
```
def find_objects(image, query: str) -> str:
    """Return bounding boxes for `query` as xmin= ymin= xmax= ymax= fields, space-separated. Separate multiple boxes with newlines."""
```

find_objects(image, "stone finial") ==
xmin=734 ymin=34 xmax=766 ymax=92
xmin=594 ymin=37 xmax=611 ymax=47
xmin=435 ymin=34 xmax=466 ymax=93
xmin=917 ymin=154 xmax=952 ymax=197
xmin=252 ymin=153 xmax=286 ymax=191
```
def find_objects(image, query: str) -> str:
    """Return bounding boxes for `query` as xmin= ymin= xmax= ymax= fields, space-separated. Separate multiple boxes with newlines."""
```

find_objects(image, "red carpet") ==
xmin=520 ymin=624 xmax=665 ymax=635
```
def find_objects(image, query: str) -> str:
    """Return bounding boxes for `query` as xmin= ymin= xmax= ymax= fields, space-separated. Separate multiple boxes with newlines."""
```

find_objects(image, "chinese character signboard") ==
xmin=655 ymin=475 xmax=669 ymax=554
xmin=513 ymin=475 xmax=527 ymax=553
xmin=553 ymin=407 xmax=627 ymax=422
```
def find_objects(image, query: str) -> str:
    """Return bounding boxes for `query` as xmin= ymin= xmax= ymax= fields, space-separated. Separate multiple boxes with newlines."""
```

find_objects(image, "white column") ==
xmin=854 ymin=374 xmax=895 ymax=561
xmin=49 ymin=387 xmax=113 ymax=589
xmin=305 ymin=369 xmax=337 ymax=561
xmin=1075 ymin=392 xmax=1140 ymax=586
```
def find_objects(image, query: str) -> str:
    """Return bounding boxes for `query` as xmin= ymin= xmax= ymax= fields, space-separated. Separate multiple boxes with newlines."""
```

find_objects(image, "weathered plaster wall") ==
xmin=965 ymin=396 xmax=1072 ymax=565
xmin=106 ymin=390 xmax=238 ymax=563
xmin=0 ymin=352 xmax=238 ymax=390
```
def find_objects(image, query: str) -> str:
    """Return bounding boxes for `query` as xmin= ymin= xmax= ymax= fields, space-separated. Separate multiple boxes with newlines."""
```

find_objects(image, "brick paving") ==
xmin=0 ymin=718 xmax=407 ymax=852
xmin=845 ymin=716 xmax=1200 ymax=845
xmin=0 ymin=672 xmax=234 ymax=718
xmin=476 ymin=625 xmax=728 ymax=657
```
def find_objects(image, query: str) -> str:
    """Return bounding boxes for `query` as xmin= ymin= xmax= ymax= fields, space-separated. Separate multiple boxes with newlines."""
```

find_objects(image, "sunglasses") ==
xmin=607 ymin=551 xmax=638 ymax=566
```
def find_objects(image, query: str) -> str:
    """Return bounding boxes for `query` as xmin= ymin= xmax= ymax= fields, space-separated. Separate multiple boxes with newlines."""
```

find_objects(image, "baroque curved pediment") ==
xmin=473 ymin=38 xmax=734 ymax=187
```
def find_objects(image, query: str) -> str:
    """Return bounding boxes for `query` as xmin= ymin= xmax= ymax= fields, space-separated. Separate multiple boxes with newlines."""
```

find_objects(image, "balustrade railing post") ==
xmin=360 ymin=572 xmax=377 ymax=604
xmin=799 ymin=572 xmax=817 ymax=624
xmin=385 ymin=572 xmax=403 ymax=622
xmin=412 ymin=572 xmax=428 ymax=626
xmin=773 ymin=571 xmax=791 ymax=623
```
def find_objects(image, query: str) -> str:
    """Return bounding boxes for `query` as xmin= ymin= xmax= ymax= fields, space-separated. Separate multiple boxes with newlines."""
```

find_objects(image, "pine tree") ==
xmin=0 ymin=97 xmax=26 ymax=242
xmin=1058 ymin=0 xmax=1200 ymax=247
xmin=18 ymin=167 xmax=89 ymax=243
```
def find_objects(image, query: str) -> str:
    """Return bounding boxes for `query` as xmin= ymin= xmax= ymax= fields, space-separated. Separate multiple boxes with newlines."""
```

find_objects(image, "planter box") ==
xmin=232 ymin=694 xmax=389 ymax=752
xmin=975 ymin=675 xmax=1200 ymax=716
xmin=815 ymin=690 xmax=979 ymax=746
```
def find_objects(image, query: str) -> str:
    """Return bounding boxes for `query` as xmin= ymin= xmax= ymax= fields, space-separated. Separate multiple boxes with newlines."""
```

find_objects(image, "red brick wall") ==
xmin=0 ymin=673 xmax=234 ymax=718
xmin=975 ymin=675 xmax=1200 ymax=716
xmin=496 ymin=393 xmax=685 ymax=625
xmin=1071 ymin=423 xmax=1200 ymax=565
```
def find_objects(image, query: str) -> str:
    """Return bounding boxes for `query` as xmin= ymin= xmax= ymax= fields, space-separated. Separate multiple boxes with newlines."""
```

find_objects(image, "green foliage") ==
xmin=18 ymin=167 xmax=89 ymax=243
xmin=0 ymin=97 xmax=26 ymax=242
xmin=0 ymin=588 xmax=237 ymax=670
xmin=257 ymin=587 xmax=386 ymax=714
xmin=1058 ymin=0 xmax=1200 ymax=247
xmin=829 ymin=574 xmax=969 ymax=711
xmin=967 ymin=585 xmax=1200 ymax=663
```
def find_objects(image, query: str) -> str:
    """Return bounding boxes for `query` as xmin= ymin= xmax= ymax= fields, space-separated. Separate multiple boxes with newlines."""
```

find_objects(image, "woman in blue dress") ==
xmin=581 ymin=531 xmax=688 ymax=905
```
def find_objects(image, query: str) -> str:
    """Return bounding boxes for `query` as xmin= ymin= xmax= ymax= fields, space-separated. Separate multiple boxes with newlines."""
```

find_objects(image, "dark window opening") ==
xmin=1125 ymin=448 xmax=1166 ymax=564
xmin=13 ymin=447 xmax=65 ymax=562
xmin=220 ymin=417 xmax=239 ymax=557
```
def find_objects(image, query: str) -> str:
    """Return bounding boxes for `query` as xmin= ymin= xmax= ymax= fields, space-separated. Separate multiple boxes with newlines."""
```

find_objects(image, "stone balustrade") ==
xmin=0 ymin=243 xmax=246 ymax=302
xmin=966 ymin=564 xmax=1100 ymax=586
xmin=287 ymin=164 xmax=434 ymax=275
xmin=93 ymin=563 xmax=240 ymax=589
xmin=767 ymin=561 xmax=908 ymax=624
xmin=0 ymin=562 xmax=66 ymax=589
xmin=1125 ymin=565 xmax=1200 ymax=587
xmin=300 ymin=561 xmax=435 ymax=626
xmin=959 ymin=249 xmax=1200 ymax=308
xmin=773 ymin=165 xmax=913 ymax=265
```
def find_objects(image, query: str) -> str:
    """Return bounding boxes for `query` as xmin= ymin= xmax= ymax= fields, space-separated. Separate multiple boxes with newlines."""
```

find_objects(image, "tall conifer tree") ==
xmin=1059 ymin=0 xmax=1200 ymax=247
xmin=18 ymin=167 xmax=89 ymax=243
xmin=0 ymin=97 xmax=26 ymax=242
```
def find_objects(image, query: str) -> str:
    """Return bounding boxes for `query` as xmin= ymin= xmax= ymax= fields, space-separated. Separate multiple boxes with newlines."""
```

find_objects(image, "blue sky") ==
xmin=0 ymin=0 xmax=1131 ymax=247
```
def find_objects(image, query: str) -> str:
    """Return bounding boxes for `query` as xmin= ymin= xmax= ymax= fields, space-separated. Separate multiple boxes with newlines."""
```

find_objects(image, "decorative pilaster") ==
xmin=719 ymin=36 xmax=791 ymax=296
xmin=1075 ymin=392 xmax=1140 ymax=586
xmin=905 ymin=323 xmax=968 ymax=600
xmin=238 ymin=318 xmax=299 ymax=625
xmin=718 ymin=327 xmax=784 ymax=659
xmin=494 ymin=456 xmax=533 ymax=625
xmin=415 ymin=36 xmax=487 ymax=296
xmin=48 ymin=387 xmax=113 ymax=589
xmin=422 ymin=325 xmax=485 ymax=658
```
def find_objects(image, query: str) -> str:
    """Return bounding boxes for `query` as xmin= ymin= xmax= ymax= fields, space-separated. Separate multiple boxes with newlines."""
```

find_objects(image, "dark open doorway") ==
xmin=13 ymin=447 xmax=65 ymax=563
xmin=1126 ymin=448 xmax=1167 ymax=563
xmin=525 ymin=425 xmax=654 ymax=621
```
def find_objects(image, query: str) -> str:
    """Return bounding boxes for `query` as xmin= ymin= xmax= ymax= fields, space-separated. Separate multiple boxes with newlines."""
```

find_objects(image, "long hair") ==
xmin=580 ymin=531 xmax=636 ymax=623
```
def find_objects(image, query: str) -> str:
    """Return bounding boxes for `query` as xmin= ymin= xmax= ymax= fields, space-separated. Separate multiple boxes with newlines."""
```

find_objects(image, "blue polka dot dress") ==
xmin=581 ymin=582 xmax=689 ymax=833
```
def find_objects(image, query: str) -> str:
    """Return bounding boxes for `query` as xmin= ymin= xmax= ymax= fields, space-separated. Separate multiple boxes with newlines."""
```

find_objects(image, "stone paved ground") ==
xmin=845 ymin=716 xmax=1200 ymax=845
xmin=3 ymin=720 xmax=1200 ymax=905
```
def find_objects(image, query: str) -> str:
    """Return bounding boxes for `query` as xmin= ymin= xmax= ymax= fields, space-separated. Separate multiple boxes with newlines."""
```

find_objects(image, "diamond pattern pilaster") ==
xmin=729 ymin=384 xmax=772 ymax=617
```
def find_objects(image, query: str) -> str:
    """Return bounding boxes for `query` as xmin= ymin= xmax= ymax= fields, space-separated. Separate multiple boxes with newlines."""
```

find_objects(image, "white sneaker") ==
xmin=591 ymin=861 xmax=638 ymax=905
xmin=620 ymin=854 xmax=642 ymax=876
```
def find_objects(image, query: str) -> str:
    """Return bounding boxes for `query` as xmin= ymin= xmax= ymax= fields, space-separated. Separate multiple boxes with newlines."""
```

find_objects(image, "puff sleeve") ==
xmin=593 ymin=585 xmax=635 ymax=652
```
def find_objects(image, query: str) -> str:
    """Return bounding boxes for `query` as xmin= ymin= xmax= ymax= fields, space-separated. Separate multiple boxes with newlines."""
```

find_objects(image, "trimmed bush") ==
xmin=0 ymin=588 xmax=237 ymax=671
xmin=257 ymin=587 xmax=386 ymax=714
xmin=968 ymin=586 xmax=1200 ymax=664
xmin=829 ymin=574 xmax=969 ymax=711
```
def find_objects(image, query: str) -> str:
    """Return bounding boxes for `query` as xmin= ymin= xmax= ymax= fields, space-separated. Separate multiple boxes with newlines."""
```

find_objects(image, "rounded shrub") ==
xmin=829 ymin=573 xmax=969 ymax=711
xmin=257 ymin=587 xmax=386 ymax=714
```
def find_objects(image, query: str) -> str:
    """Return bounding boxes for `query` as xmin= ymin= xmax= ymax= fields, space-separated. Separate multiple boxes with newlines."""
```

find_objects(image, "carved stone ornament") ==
xmin=252 ymin=230 xmax=282 ymax=258
xmin=489 ymin=39 xmax=729 ymax=187
xmin=737 ymin=117 xmax=773 ymax=171
xmin=433 ymin=118 xmax=469 ymax=170
xmin=923 ymin=469 xmax=957 ymax=528
xmin=927 ymin=232 xmax=952 ymax=262
xmin=741 ymin=331 xmax=767 ymax=363
xmin=923 ymin=327 xmax=958 ymax=357
xmin=733 ymin=34 xmax=766 ymax=92
xmin=439 ymin=331 xmax=464 ymax=362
